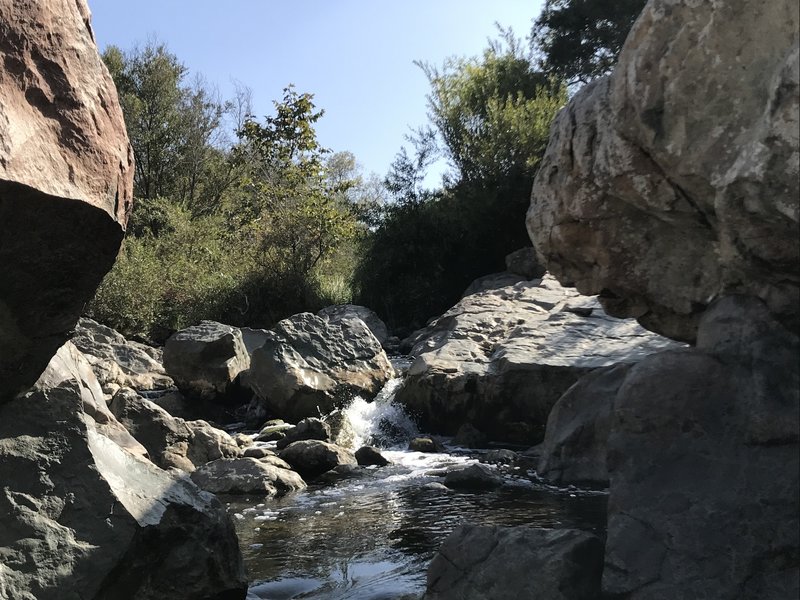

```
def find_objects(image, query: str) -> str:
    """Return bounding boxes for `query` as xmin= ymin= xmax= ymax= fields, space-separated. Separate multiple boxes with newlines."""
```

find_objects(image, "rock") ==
xmin=443 ymin=464 xmax=504 ymax=491
xmin=243 ymin=446 xmax=274 ymax=459
xmin=275 ymin=417 xmax=331 ymax=450
xmin=149 ymin=389 xmax=193 ymax=419
xmin=461 ymin=272 xmax=527 ymax=297
xmin=323 ymin=408 xmax=357 ymax=448
xmin=422 ymin=482 xmax=451 ymax=492
xmin=318 ymin=304 xmax=390 ymax=347
xmin=504 ymin=247 xmax=545 ymax=279
xmin=278 ymin=440 xmax=357 ymax=479
xmin=355 ymin=445 xmax=390 ymax=467
xmin=190 ymin=457 xmax=306 ymax=496
xmin=396 ymin=275 xmax=679 ymax=444
xmin=0 ymin=0 xmax=133 ymax=401
xmin=425 ymin=525 xmax=603 ymax=600
xmin=71 ymin=318 xmax=173 ymax=391
xmin=409 ymin=436 xmax=446 ymax=453
xmin=528 ymin=0 xmax=799 ymax=342
xmin=603 ymin=296 xmax=799 ymax=598
xmin=482 ymin=449 xmax=518 ymax=465
xmin=0 ymin=345 xmax=247 ymax=599
xmin=247 ymin=312 xmax=394 ymax=422
xmin=537 ymin=364 xmax=632 ymax=487
xmin=452 ymin=423 xmax=489 ymax=448
xmin=314 ymin=463 xmax=364 ymax=484
xmin=163 ymin=321 xmax=250 ymax=401
xmin=233 ymin=432 xmax=254 ymax=448
xmin=109 ymin=387 xmax=240 ymax=472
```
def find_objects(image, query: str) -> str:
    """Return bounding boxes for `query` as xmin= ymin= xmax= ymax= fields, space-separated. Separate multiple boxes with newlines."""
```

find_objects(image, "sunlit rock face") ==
xmin=528 ymin=0 xmax=799 ymax=342
xmin=0 ymin=0 xmax=134 ymax=400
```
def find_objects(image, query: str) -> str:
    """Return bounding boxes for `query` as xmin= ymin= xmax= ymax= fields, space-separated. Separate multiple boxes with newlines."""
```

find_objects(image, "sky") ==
xmin=88 ymin=0 xmax=545 ymax=184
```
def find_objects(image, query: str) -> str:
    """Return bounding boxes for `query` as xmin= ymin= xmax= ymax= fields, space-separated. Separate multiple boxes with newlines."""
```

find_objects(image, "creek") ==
xmin=228 ymin=373 xmax=607 ymax=600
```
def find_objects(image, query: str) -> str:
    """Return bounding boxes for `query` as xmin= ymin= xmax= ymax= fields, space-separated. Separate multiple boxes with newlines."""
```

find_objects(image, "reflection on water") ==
xmin=229 ymin=450 xmax=607 ymax=600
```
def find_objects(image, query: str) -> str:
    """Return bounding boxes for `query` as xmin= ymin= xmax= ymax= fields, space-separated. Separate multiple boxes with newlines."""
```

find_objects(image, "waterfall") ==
xmin=339 ymin=378 xmax=419 ymax=450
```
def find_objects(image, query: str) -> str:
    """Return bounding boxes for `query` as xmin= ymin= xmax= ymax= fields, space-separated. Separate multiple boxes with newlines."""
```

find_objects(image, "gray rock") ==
xmin=163 ymin=321 xmax=250 ymax=400
xmin=71 ymin=318 xmax=173 ymax=391
xmin=537 ymin=363 xmax=632 ymax=487
xmin=409 ymin=436 xmax=445 ymax=453
xmin=396 ymin=275 xmax=679 ymax=444
xmin=461 ymin=272 xmax=527 ymax=297
xmin=452 ymin=423 xmax=488 ymax=448
xmin=528 ymin=0 xmax=799 ymax=342
xmin=0 ymin=345 xmax=246 ymax=600
xmin=504 ymin=247 xmax=545 ymax=279
xmin=355 ymin=445 xmax=390 ymax=467
xmin=0 ymin=0 xmax=133 ymax=402
xmin=425 ymin=525 xmax=603 ymax=600
xmin=278 ymin=439 xmax=357 ymax=479
xmin=190 ymin=457 xmax=306 ymax=496
xmin=318 ymin=304 xmax=390 ymax=347
xmin=275 ymin=417 xmax=331 ymax=450
xmin=482 ymin=449 xmax=517 ymax=465
xmin=149 ymin=389 xmax=193 ymax=419
xmin=603 ymin=296 xmax=799 ymax=599
xmin=247 ymin=312 xmax=394 ymax=422
xmin=243 ymin=446 xmax=275 ymax=459
xmin=254 ymin=419 xmax=293 ymax=442
xmin=443 ymin=464 xmax=503 ymax=491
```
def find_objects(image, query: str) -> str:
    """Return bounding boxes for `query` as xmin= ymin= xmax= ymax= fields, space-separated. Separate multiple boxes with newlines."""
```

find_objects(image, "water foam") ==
xmin=342 ymin=378 xmax=419 ymax=450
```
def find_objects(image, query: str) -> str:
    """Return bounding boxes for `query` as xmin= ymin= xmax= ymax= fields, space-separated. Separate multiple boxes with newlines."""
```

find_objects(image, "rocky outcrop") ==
xmin=537 ymin=364 xmax=632 ymax=487
xmin=318 ymin=304 xmax=390 ymax=347
xmin=0 ymin=343 xmax=247 ymax=600
xmin=71 ymin=317 xmax=172 ymax=392
xmin=278 ymin=439 xmax=357 ymax=479
xmin=275 ymin=417 xmax=331 ymax=450
xmin=248 ymin=312 xmax=394 ymax=422
xmin=528 ymin=0 xmax=799 ymax=342
xmin=109 ymin=387 xmax=240 ymax=472
xmin=190 ymin=457 xmax=306 ymax=496
xmin=0 ymin=0 xmax=134 ymax=400
xmin=163 ymin=321 xmax=250 ymax=401
xmin=603 ymin=296 xmax=799 ymax=598
xmin=396 ymin=275 xmax=678 ymax=444
xmin=425 ymin=525 xmax=603 ymax=600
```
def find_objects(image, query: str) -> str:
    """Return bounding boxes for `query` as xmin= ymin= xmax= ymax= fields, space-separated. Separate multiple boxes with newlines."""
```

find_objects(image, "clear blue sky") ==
xmin=88 ymin=0 xmax=544 ymax=183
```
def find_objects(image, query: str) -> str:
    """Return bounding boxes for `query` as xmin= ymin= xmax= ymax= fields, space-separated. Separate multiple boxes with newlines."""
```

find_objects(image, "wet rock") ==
xmin=275 ymin=417 xmax=331 ymax=450
xmin=443 ymin=464 xmax=503 ymax=491
xmin=603 ymin=296 xmax=799 ymax=598
xmin=528 ymin=0 xmax=799 ymax=342
xmin=71 ymin=318 xmax=172 ymax=391
xmin=0 ymin=0 xmax=133 ymax=401
xmin=163 ymin=321 xmax=250 ymax=401
xmin=318 ymin=304 xmax=390 ymax=347
xmin=0 ymin=344 xmax=246 ymax=599
xmin=409 ymin=436 xmax=446 ymax=453
xmin=190 ymin=457 xmax=306 ymax=496
xmin=482 ymin=449 xmax=517 ymax=466
xmin=355 ymin=445 xmax=390 ymax=467
xmin=425 ymin=525 xmax=603 ymax=599
xmin=504 ymin=247 xmax=545 ymax=279
xmin=537 ymin=364 xmax=632 ymax=487
xmin=248 ymin=312 xmax=394 ymax=422
xmin=254 ymin=419 xmax=293 ymax=442
xmin=314 ymin=463 xmax=365 ymax=484
xmin=278 ymin=440 xmax=357 ymax=479
xmin=397 ymin=275 xmax=679 ymax=444
xmin=324 ymin=408 xmax=357 ymax=448
xmin=452 ymin=423 xmax=489 ymax=448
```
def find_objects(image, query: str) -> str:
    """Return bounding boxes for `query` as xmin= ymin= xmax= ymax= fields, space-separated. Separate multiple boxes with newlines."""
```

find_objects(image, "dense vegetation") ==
xmin=89 ymin=3 xmax=643 ymax=341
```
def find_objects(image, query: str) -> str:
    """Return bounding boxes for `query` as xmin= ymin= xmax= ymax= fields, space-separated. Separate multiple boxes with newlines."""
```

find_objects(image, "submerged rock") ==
xmin=443 ymin=464 xmax=503 ymax=491
xmin=190 ymin=457 xmax=306 ymax=496
xmin=397 ymin=275 xmax=679 ymax=445
xmin=425 ymin=525 xmax=603 ymax=600
xmin=278 ymin=439 xmax=357 ymax=479
xmin=0 ymin=0 xmax=133 ymax=401
xmin=0 ymin=343 xmax=247 ymax=600
xmin=247 ymin=312 xmax=394 ymax=422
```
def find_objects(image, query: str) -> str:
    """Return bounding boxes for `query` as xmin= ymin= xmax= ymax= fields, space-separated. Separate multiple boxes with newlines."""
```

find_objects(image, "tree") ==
xmin=531 ymin=0 xmax=647 ymax=85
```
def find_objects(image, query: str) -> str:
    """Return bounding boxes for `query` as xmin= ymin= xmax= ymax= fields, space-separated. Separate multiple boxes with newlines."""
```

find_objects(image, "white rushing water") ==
xmin=339 ymin=378 xmax=420 ymax=450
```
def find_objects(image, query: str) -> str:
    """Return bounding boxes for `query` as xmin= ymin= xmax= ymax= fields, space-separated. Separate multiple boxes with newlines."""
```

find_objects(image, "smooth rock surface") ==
xmin=318 ymin=304 xmax=390 ymax=347
xmin=528 ymin=0 xmax=799 ymax=341
xmin=278 ymin=439 xmax=357 ymax=479
xmin=0 ymin=346 xmax=246 ymax=600
xmin=164 ymin=321 xmax=250 ymax=401
xmin=71 ymin=318 xmax=172 ymax=391
xmin=0 ymin=0 xmax=133 ymax=400
xmin=425 ymin=525 xmax=603 ymax=600
xmin=248 ymin=312 xmax=394 ymax=422
xmin=190 ymin=457 xmax=306 ymax=496
xmin=603 ymin=296 xmax=799 ymax=599
xmin=443 ymin=464 xmax=503 ymax=491
xmin=355 ymin=445 xmax=390 ymax=467
xmin=397 ymin=275 xmax=679 ymax=444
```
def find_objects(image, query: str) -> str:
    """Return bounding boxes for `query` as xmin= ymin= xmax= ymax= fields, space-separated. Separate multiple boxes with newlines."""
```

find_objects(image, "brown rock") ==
xmin=0 ymin=0 xmax=134 ymax=400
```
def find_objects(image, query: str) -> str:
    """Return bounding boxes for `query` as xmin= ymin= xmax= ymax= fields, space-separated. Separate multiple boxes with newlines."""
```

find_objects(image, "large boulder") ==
xmin=71 ymin=317 xmax=173 ymax=392
xmin=528 ymin=0 xmax=799 ymax=342
xmin=163 ymin=321 xmax=250 ymax=401
xmin=0 ymin=0 xmax=134 ymax=400
xmin=109 ymin=387 xmax=241 ymax=472
xmin=278 ymin=439 xmax=357 ymax=479
xmin=190 ymin=457 xmax=306 ymax=496
xmin=318 ymin=304 xmax=390 ymax=347
xmin=247 ymin=312 xmax=395 ymax=422
xmin=396 ymin=275 xmax=679 ymax=444
xmin=537 ymin=363 xmax=632 ymax=487
xmin=0 ymin=343 xmax=247 ymax=600
xmin=602 ymin=296 xmax=799 ymax=599
xmin=425 ymin=525 xmax=603 ymax=600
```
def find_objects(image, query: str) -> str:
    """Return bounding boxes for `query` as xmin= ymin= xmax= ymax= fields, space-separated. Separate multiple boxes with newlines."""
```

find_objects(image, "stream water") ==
xmin=227 ymin=375 xmax=608 ymax=600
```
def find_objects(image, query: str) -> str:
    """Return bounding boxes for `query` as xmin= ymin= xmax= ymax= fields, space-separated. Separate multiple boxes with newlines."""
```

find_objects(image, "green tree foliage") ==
xmin=356 ymin=33 xmax=566 ymax=331
xmin=531 ymin=0 xmax=647 ymax=84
